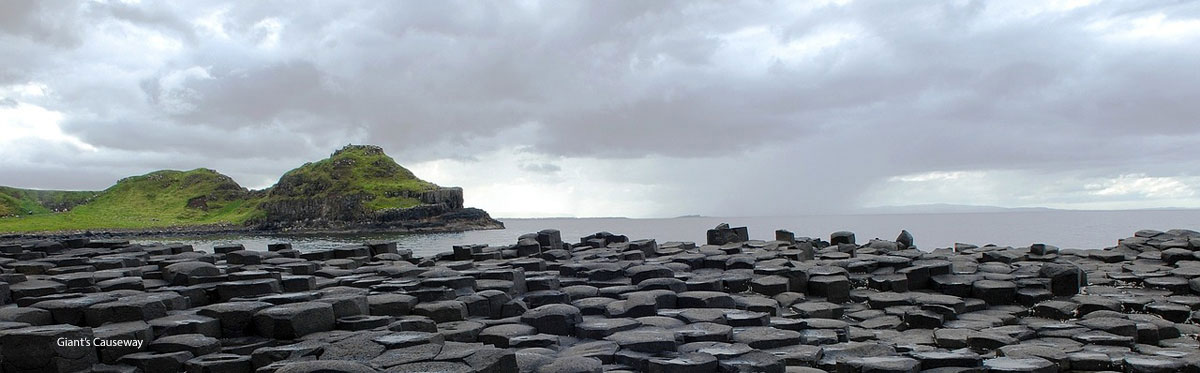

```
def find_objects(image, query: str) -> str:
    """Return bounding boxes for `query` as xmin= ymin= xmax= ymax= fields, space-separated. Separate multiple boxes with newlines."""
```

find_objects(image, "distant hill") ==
xmin=0 ymin=186 xmax=97 ymax=217
xmin=855 ymin=204 xmax=1058 ymax=214
xmin=0 ymin=145 xmax=500 ymax=233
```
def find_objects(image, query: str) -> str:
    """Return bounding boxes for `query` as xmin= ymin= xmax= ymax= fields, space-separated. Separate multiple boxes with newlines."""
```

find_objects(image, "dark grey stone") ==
xmin=253 ymin=302 xmax=335 ymax=339
xmin=373 ymin=331 xmax=444 ymax=349
xmin=909 ymin=349 xmax=982 ymax=369
xmin=647 ymin=352 xmax=718 ymax=373
xmin=971 ymin=280 xmax=1017 ymax=305
xmin=0 ymin=324 xmax=98 ymax=372
xmin=537 ymin=356 xmax=602 ymax=373
xmin=676 ymin=291 xmax=735 ymax=309
xmin=838 ymin=356 xmax=920 ymax=373
xmin=718 ymin=350 xmax=785 ymax=373
xmin=147 ymin=314 xmax=221 ymax=338
xmin=479 ymin=323 xmax=537 ymax=348
xmin=119 ymin=351 xmax=194 ymax=373
xmin=149 ymin=333 xmax=221 ymax=356
xmin=412 ymin=300 xmax=468 ymax=323
xmin=184 ymin=353 xmax=253 ymax=373
xmin=576 ymin=317 xmax=641 ymax=340
xmin=336 ymin=315 xmax=392 ymax=330
xmin=368 ymin=293 xmax=418 ymax=316
xmin=520 ymin=304 xmax=582 ymax=336
xmin=730 ymin=326 xmax=801 ymax=349
xmin=197 ymin=301 xmax=272 ymax=337
xmin=982 ymin=357 xmax=1056 ymax=373
xmin=274 ymin=360 xmax=378 ymax=373
xmin=605 ymin=328 xmax=678 ymax=352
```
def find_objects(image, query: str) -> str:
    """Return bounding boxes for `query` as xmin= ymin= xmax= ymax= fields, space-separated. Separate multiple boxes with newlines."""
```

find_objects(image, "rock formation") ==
xmin=0 ymin=145 xmax=502 ymax=234
xmin=0 ymin=226 xmax=1197 ymax=372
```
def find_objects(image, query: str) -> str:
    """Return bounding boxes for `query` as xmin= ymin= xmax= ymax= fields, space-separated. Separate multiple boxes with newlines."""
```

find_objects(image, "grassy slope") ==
xmin=0 ymin=145 xmax=439 ymax=233
xmin=0 ymin=169 xmax=261 ymax=232
xmin=263 ymin=145 xmax=436 ymax=210
xmin=0 ymin=187 xmax=98 ymax=216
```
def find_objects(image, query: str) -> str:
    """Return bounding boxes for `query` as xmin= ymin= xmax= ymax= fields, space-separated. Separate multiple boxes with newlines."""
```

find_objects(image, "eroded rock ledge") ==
xmin=253 ymin=186 xmax=504 ymax=233
xmin=0 ymin=226 xmax=1196 ymax=372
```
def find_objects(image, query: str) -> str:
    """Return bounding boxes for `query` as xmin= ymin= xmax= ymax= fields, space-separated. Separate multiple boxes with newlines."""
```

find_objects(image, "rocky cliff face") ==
xmin=255 ymin=195 xmax=367 ymax=224
xmin=250 ymin=145 xmax=500 ymax=231
xmin=253 ymin=196 xmax=500 ymax=232
xmin=255 ymin=187 xmax=473 ymax=225
xmin=419 ymin=187 xmax=464 ymax=210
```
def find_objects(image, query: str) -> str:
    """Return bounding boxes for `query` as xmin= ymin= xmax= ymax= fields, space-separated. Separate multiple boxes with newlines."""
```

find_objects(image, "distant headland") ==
xmin=0 ymin=145 xmax=503 ymax=236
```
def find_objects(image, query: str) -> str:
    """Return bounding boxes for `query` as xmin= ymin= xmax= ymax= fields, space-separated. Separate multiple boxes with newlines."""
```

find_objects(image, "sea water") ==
xmin=134 ymin=210 xmax=1200 ymax=257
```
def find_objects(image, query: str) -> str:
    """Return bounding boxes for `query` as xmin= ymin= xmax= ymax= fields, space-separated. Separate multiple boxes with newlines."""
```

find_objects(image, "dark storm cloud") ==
xmin=2 ymin=0 xmax=1199 ymax=215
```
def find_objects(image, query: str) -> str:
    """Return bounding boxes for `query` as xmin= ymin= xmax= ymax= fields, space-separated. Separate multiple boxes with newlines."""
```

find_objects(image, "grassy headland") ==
xmin=0 ymin=145 xmax=441 ymax=233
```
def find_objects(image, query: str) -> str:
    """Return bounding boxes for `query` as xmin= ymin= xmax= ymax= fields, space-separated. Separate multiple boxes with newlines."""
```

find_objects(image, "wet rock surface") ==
xmin=0 ymin=226 xmax=1197 ymax=372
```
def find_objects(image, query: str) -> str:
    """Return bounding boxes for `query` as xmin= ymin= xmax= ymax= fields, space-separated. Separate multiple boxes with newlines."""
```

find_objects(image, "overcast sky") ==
xmin=2 ymin=0 xmax=1199 ymax=218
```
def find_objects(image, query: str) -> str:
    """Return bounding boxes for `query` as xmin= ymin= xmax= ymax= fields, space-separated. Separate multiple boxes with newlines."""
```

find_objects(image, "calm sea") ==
xmin=131 ymin=210 xmax=1200 ymax=257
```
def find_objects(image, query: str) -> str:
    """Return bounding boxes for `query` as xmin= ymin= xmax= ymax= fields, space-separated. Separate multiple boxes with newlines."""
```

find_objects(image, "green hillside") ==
xmin=0 ymin=187 xmax=98 ymax=217
xmin=0 ymin=145 xmax=446 ymax=233
xmin=0 ymin=169 xmax=261 ymax=232
xmin=265 ymin=144 xmax=436 ymax=210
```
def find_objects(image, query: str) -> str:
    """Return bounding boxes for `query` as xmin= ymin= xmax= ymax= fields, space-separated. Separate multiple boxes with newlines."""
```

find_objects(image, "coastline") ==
xmin=0 ymin=216 xmax=505 ymax=241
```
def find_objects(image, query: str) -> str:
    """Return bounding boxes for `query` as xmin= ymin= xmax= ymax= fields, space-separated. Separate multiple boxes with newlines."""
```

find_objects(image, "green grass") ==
xmin=0 ymin=186 xmax=98 ymax=216
xmin=0 ymin=145 xmax=440 ymax=233
xmin=0 ymin=169 xmax=261 ymax=232
xmin=264 ymin=145 xmax=436 ymax=210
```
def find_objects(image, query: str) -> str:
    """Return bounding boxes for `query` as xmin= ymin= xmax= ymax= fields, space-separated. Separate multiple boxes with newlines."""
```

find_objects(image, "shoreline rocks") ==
xmin=0 ymin=226 xmax=1196 ymax=372
xmin=0 ymin=214 xmax=506 ymax=243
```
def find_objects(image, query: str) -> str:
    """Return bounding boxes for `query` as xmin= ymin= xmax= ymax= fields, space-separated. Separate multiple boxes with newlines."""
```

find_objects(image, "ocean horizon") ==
xmin=135 ymin=209 xmax=1200 ymax=257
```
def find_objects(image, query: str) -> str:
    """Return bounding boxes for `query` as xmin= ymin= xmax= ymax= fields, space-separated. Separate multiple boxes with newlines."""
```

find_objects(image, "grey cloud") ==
xmin=520 ymin=163 xmax=561 ymax=174
xmin=165 ymin=61 xmax=342 ymax=127
xmin=2 ymin=1 xmax=1199 ymax=214
xmin=0 ymin=0 xmax=83 ymax=46
xmin=100 ymin=1 xmax=196 ymax=43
